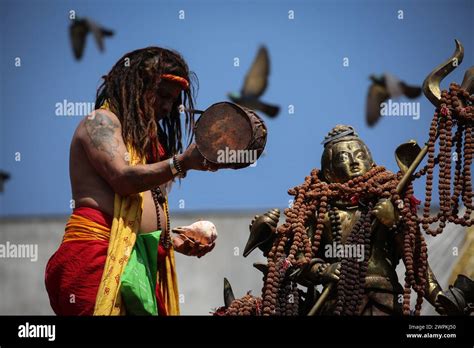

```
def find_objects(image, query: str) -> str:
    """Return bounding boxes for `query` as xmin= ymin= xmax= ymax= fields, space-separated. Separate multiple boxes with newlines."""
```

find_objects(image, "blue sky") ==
xmin=0 ymin=0 xmax=472 ymax=216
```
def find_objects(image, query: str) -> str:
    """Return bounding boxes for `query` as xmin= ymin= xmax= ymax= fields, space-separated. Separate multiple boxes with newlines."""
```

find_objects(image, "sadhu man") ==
xmin=45 ymin=47 xmax=217 ymax=315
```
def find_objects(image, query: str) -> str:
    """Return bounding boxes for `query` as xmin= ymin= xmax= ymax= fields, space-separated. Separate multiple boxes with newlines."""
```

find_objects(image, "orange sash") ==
xmin=62 ymin=214 xmax=110 ymax=243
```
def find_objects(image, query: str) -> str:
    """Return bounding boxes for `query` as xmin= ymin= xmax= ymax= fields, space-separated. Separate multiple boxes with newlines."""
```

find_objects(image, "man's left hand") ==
xmin=173 ymin=234 xmax=215 ymax=258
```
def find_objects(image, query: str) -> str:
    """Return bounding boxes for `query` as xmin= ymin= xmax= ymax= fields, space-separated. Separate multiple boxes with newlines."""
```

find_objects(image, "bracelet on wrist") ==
xmin=169 ymin=157 xmax=178 ymax=176
xmin=173 ymin=154 xmax=186 ymax=178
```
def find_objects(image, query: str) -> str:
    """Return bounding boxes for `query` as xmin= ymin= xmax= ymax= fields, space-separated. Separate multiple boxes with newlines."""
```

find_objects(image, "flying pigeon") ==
xmin=69 ymin=17 xmax=114 ymax=61
xmin=228 ymin=46 xmax=280 ymax=118
xmin=366 ymin=73 xmax=421 ymax=127
xmin=0 ymin=171 xmax=10 ymax=193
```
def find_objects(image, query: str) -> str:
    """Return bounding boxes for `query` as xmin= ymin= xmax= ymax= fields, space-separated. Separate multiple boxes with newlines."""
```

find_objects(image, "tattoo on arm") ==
xmin=85 ymin=112 xmax=120 ymax=160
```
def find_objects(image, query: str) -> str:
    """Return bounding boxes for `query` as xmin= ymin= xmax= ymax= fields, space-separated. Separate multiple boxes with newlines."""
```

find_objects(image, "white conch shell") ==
xmin=172 ymin=220 xmax=217 ymax=245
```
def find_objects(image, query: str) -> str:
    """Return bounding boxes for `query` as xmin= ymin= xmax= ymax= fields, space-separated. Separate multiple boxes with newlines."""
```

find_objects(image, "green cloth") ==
xmin=120 ymin=230 xmax=161 ymax=315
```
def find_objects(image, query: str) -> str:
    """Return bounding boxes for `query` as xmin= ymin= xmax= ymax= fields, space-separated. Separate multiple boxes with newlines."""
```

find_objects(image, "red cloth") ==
xmin=45 ymin=239 xmax=109 ymax=315
xmin=45 ymin=206 xmax=168 ymax=316
xmin=146 ymin=137 xmax=168 ymax=163
xmin=72 ymin=206 xmax=113 ymax=227
xmin=156 ymin=244 xmax=169 ymax=316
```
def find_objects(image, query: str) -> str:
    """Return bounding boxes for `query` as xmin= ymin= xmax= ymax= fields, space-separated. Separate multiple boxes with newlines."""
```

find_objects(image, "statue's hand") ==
xmin=373 ymin=198 xmax=398 ymax=227
xmin=309 ymin=262 xmax=341 ymax=284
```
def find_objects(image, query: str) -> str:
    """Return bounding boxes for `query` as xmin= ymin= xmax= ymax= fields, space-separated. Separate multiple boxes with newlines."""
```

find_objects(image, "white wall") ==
xmin=0 ymin=211 xmax=467 ymax=315
xmin=0 ymin=212 xmax=267 ymax=315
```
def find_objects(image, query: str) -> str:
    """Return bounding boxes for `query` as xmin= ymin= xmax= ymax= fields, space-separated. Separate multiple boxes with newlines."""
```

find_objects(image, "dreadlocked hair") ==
xmin=261 ymin=125 xmax=429 ymax=316
xmin=95 ymin=46 xmax=198 ymax=161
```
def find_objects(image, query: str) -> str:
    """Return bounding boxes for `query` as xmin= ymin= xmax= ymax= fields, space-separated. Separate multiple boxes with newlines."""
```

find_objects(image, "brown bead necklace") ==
xmin=151 ymin=187 xmax=172 ymax=249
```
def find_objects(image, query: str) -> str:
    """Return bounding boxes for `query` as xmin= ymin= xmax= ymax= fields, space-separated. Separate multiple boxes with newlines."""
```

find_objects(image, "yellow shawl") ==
xmin=93 ymin=107 xmax=180 ymax=316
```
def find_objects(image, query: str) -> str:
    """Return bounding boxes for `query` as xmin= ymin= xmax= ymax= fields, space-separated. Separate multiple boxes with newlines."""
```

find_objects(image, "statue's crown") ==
xmin=322 ymin=125 xmax=360 ymax=146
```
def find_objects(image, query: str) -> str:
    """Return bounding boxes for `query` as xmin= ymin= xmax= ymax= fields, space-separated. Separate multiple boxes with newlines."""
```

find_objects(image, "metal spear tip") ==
xmin=422 ymin=39 xmax=464 ymax=106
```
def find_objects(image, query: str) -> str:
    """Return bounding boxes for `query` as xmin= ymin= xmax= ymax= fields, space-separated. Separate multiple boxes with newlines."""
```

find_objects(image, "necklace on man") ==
xmin=151 ymin=186 xmax=172 ymax=249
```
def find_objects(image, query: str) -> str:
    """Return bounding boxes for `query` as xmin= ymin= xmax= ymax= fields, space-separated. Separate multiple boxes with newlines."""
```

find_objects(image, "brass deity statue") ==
xmin=216 ymin=40 xmax=473 ymax=317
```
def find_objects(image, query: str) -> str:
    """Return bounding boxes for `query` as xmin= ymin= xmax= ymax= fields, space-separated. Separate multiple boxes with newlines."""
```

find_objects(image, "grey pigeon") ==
xmin=228 ymin=46 xmax=280 ymax=118
xmin=0 ymin=171 xmax=10 ymax=193
xmin=366 ymin=73 xmax=421 ymax=127
xmin=69 ymin=17 xmax=114 ymax=61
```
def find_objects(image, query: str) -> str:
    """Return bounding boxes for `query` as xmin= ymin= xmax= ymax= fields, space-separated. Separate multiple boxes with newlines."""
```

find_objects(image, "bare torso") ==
xmin=70 ymin=118 xmax=167 ymax=234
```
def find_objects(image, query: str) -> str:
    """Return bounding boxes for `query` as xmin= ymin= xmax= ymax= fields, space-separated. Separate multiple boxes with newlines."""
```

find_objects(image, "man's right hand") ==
xmin=180 ymin=143 xmax=219 ymax=172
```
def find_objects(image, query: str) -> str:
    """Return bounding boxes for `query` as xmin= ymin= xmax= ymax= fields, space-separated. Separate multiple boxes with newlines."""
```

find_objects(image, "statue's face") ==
xmin=324 ymin=140 xmax=373 ymax=183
